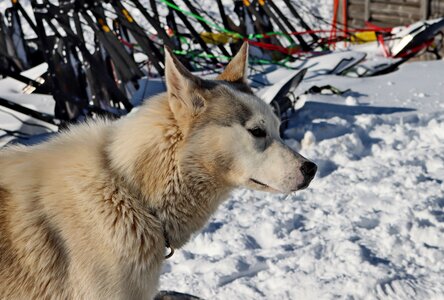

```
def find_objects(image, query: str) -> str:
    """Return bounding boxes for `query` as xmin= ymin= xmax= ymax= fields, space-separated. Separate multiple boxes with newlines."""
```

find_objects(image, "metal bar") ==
xmin=0 ymin=96 xmax=58 ymax=125
xmin=13 ymin=1 xmax=39 ymax=36
xmin=266 ymin=0 xmax=310 ymax=50
xmin=129 ymin=0 xmax=177 ymax=50
xmin=283 ymin=0 xmax=319 ymax=41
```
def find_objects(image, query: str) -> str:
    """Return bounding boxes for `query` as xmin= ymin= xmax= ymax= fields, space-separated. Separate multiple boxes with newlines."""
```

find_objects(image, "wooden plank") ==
xmin=348 ymin=3 xmax=365 ymax=8
xmin=347 ymin=0 xmax=439 ymax=28
xmin=365 ymin=0 xmax=371 ymax=21
xmin=371 ymin=0 xmax=420 ymax=6
xmin=348 ymin=4 xmax=365 ymax=15
xmin=350 ymin=20 xmax=366 ymax=27
xmin=430 ymin=1 xmax=444 ymax=17
xmin=370 ymin=3 xmax=421 ymax=14
xmin=369 ymin=3 xmax=422 ymax=19
xmin=370 ymin=13 xmax=419 ymax=21
xmin=420 ymin=0 xmax=430 ymax=19
xmin=349 ymin=15 xmax=366 ymax=22
xmin=371 ymin=13 xmax=420 ymax=25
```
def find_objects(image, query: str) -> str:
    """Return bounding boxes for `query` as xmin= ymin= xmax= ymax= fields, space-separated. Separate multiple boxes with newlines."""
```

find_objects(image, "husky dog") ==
xmin=0 ymin=43 xmax=316 ymax=299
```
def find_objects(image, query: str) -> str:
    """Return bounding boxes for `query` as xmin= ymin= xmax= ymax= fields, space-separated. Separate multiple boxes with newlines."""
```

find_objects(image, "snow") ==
xmin=158 ymin=60 xmax=444 ymax=299
xmin=0 ymin=63 xmax=56 ymax=146
xmin=1 ymin=1 xmax=444 ymax=299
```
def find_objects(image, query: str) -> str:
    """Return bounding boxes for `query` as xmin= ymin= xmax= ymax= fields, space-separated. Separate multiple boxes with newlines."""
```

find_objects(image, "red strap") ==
xmin=119 ymin=38 xmax=134 ymax=48
xmin=246 ymin=40 xmax=303 ymax=55
xmin=377 ymin=34 xmax=391 ymax=57
xmin=395 ymin=39 xmax=434 ymax=58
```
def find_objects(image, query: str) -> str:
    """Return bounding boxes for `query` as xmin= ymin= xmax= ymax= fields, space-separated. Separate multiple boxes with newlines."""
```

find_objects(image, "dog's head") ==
xmin=165 ymin=43 xmax=316 ymax=194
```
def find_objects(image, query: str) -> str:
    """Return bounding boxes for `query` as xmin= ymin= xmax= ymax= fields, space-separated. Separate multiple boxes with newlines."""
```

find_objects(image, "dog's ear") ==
xmin=217 ymin=42 xmax=249 ymax=83
xmin=164 ymin=47 xmax=206 ymax=119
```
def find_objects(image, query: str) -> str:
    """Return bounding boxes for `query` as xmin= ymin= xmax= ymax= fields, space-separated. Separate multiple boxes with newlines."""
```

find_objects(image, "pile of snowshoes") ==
xmin=0 ymin=0 xmax=443 ymax=134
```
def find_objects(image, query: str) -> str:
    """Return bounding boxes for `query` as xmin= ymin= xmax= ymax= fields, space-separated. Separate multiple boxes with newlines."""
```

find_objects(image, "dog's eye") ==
xmin=248 ymin=127 xmax=266 ymax=138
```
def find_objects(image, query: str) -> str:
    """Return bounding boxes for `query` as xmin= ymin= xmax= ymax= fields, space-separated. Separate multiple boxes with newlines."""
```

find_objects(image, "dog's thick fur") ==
xmin=0 ymin=44 xmax=316 ymax=299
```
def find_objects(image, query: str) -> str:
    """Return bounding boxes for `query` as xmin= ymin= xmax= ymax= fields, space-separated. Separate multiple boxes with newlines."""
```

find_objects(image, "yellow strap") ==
xmin=351 ymin=31 xmax=377 ymax=43
xmin=122 ymin=8 xmax=134 ymax=23
xmin=98 ymin=18 xmax=111 ymax=33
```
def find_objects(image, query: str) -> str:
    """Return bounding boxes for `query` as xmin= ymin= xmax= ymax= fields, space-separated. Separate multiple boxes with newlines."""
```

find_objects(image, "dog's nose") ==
xmin=301 ymin=161 xmax=317 ymax=180
xmin=297 ymin=161 xmax=317 ymax=190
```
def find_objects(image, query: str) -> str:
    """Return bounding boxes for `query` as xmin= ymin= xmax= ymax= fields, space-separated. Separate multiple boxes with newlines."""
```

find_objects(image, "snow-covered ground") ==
xmin=1 ymin=1 xmax=443 ymax=299
xmin=1 ymin=59 xmax=443 ymax=300
xmin=159 ymin=60 xmax=444 ymax=299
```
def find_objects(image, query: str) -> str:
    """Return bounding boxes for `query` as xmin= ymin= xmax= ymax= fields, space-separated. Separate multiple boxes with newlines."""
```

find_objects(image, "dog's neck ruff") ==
xmin=106 ymin=97 xmax=232 ymax=254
